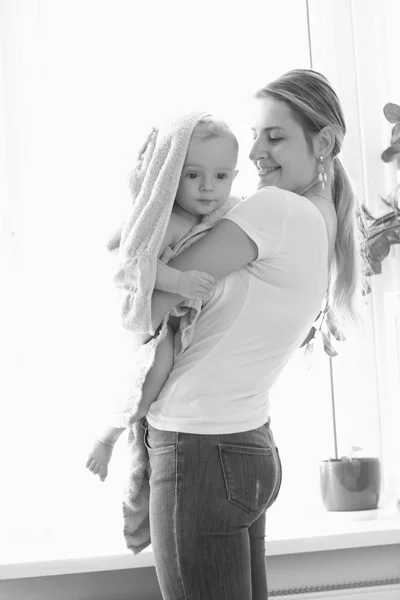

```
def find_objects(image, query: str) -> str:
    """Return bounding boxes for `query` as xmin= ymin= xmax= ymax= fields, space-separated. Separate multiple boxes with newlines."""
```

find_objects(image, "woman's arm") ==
xmin=155 ymin=260 xmax=216 ymax=299
xmin=150 ymin=219 xmax=258 ymax=332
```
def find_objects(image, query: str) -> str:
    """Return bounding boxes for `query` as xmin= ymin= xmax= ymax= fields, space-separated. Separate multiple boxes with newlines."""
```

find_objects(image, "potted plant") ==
xmin=306 ymin=102 xmax=400 ymax=511
xmin=319 ymin=355 xmax=381 ymax=511
xmin=303 ymin=307 xmax=382 ymax=511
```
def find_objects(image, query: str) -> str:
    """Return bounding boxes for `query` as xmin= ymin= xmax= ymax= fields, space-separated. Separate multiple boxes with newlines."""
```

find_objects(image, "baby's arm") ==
xmin=156 ymin=215 xmax=216 ymax=299
xmin=86 ymin=425 xmax=125 ymax=482
xmin=150 ymin=219 xmax=259 ymax=334
xmin=155 ymin=260 xmax=215 ymax=300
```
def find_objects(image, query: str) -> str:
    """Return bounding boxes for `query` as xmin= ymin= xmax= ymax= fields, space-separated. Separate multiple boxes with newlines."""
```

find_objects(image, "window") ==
xmin=1 ymin=0 xmax=398 ymax=561
xmin=304 ymin=0 xmax=400 ymax=511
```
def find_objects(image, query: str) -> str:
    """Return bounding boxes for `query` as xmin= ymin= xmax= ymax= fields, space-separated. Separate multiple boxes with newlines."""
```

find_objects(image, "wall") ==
xmin=1 ymin=544 xmax=400 ymax=599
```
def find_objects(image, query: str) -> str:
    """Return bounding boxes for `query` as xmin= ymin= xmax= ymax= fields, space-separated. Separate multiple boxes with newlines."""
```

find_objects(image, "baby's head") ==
xmin=174 ymin=116 xmax=239 ymax=217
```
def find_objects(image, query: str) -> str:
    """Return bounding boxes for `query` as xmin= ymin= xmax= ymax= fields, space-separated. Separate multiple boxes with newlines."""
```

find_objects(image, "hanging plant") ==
xmin=300 ymin=103 xmax=399 ymax=495
xmin=380 ymin=102 xmax=400 ymax=164
xmin=302 ymin=101 xmax=400 ymax=356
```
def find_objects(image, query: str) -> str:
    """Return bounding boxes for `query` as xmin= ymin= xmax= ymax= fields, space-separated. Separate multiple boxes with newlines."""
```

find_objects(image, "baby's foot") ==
xmin=86 ymin=440 xmax=114 ymax=482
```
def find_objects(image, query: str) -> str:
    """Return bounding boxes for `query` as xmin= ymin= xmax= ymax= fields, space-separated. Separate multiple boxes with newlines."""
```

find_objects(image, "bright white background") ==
xmin=0 ymin=0 xmax=399 ymax=561
xmin=306 ymin=0 xmax=400 ymax=506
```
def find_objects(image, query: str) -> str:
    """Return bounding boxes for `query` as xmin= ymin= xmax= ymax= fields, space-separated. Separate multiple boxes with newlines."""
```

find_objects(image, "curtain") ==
xmin=1 ymin=0 xmax=340 ymax=555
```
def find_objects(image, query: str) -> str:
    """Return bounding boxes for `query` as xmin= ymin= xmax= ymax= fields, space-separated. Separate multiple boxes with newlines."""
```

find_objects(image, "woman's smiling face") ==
xmin=249 ymin=97 xmax=318 ymax=193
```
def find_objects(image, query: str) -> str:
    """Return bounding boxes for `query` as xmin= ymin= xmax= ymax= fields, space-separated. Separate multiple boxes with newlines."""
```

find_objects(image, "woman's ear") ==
xmin=313 ymin=126 xmax=335 ymax=159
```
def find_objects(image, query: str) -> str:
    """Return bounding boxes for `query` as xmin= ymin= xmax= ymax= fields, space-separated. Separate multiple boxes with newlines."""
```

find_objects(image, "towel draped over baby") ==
xmin=108 ymin=110 xmax=240 ymax=554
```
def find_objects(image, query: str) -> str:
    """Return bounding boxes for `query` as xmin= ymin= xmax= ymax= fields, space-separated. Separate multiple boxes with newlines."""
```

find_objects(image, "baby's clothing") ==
xmin=147 ymin=186 xmax=329 ymax=435
xmin=160 ymin=211 xmax=199 ymax=257
xmin=111 ymin=195 xmax=240 ymax=555
xmin=115 ymin=111 xmax=210 ymax=334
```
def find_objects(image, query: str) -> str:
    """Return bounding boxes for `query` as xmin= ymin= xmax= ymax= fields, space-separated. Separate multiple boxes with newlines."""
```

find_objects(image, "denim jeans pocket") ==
xmin=218 ymin=443 xmax=279 ymax=514
xmin=143 ymin=422 xmax=177 ymax=455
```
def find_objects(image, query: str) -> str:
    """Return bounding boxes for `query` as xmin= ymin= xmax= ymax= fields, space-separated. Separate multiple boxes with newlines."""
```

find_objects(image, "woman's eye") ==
xmin=216 ymin=173 xmax=228 ymax=180
xmin=269 ymin=137 xmax=283 ymax=143
xmin=186 ymin=172 xmax=199 ymax=179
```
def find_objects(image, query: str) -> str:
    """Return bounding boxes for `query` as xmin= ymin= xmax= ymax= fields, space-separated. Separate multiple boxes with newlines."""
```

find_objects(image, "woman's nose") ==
xmin=249 ymin=137 xmax=267 ymax=162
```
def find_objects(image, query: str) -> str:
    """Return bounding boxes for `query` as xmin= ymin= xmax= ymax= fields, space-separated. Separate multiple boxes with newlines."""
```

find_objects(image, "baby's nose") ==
xmin=200 ymin=176 xmax=214 ymax=191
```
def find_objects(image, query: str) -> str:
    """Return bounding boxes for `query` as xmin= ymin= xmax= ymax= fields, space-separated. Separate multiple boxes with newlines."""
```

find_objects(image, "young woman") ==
xmin=142 ymin=70 xmax=365 ymax=599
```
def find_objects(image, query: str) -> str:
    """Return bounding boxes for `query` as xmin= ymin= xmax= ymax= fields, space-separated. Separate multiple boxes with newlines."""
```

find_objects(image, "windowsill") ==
xmin=2 ymin=505 xmax=400 ymax=581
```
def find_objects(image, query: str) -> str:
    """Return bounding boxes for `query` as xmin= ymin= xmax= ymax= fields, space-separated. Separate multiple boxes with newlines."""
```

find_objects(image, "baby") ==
xmin=86 ymin=116 xmax=239 ymax=481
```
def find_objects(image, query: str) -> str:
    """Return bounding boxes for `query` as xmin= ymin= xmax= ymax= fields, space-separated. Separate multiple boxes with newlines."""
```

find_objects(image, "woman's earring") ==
xmin=318 ymin=155 xmax=328 ymax=190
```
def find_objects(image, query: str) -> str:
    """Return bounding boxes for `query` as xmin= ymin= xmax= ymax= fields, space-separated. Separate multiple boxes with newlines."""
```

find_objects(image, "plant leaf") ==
xmin=395 ymin=184 xmax=400 ymax=208
xmin=349 ymin=445 xmax=363 ymax=460
xmin=386 ymin=229 xmax=400 ymax=244
xmin=322 ymin=331 xmax=338 ymax=357
xmin=367 ymin=258 xmax=382 ymax=275
xmin=361 ymin=204 xmax=375 ymax=221
xmin=326 ymin=312 xmax=346 ymax=341
xmin=381 ymin=195 xmax=395 ymax=210
xmin=381 ymin=142 xmax=400 ymax=163
xmin=369 ymin=234 xmax=391 ymax=262
xmin=368 ymin=216 xmax=400 ymax=239
xmin=391 ymin=123 xmax=400 ymax=144
xmin=303 ymin=339 xmax=315 ymax=370
xmin=362 ymin=279 xmax=372 ymax=294
xmin=383 ymin=102 xmax=400 ymax=124
xmin=299 ymin=326 xmax=317 ymax=348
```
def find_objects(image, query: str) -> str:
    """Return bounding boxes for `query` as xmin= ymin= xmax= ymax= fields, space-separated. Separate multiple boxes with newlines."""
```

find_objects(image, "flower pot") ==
xmin=320 ymin=458 xmax=381 ymax=511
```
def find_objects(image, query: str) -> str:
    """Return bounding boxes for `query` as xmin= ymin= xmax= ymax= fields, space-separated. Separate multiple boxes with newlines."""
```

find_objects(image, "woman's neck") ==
xmin=295 ymin=175 xmax=333 ymax=202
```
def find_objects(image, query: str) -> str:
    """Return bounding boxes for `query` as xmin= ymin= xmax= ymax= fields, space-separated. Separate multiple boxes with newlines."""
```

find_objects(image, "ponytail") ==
xmin=327 ymin=157 xmax=367 ymax=331
xmin=257 ymin=69 xmax=369 ymax=333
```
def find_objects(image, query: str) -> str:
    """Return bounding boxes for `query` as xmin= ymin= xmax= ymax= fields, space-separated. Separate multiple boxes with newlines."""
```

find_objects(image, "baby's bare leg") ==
xmin=86 ymin=425 xmax=125 ymax=482
xmin=132 ymin=323 xmax=175 ymax=421
xmin=86 ymin=324 xmax=176 ymax=481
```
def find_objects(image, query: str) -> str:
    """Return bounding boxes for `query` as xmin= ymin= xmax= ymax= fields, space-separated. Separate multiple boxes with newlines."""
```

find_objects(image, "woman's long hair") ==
xmin=256 ymin=69 xmax=368 ymax=332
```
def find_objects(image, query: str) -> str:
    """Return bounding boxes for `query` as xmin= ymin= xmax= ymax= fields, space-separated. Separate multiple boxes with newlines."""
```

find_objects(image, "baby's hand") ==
xmin=86 ymin=440 xmax=114 ymax=482
xmin=177 ymin=270 xmax=216 ymax=300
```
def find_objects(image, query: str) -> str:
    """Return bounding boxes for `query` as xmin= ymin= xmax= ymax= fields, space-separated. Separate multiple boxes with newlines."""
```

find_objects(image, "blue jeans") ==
xmin=142 ymin=418 xmax=282 ymax=600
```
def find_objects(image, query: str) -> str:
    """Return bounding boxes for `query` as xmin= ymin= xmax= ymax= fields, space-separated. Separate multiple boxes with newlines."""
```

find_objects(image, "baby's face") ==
xmin=174 ymin=136 xmax=238 ymax=217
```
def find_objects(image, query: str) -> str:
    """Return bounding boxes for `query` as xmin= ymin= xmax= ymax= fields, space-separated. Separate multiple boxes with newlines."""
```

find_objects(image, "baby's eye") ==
xmin=186 ymin=172 xmax=199 ymax=179
xmin=216 ymin=173 xmax=229 ymax=180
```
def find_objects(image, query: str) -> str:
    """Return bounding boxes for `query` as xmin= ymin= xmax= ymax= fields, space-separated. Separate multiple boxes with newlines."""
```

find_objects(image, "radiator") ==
xmin=269 ymin=577 xmax=400 ymax=599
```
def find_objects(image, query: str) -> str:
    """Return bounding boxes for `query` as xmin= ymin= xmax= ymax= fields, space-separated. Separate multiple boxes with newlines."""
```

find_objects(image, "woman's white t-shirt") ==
xmin=146 ymin=187 xmax=329 ymax=434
